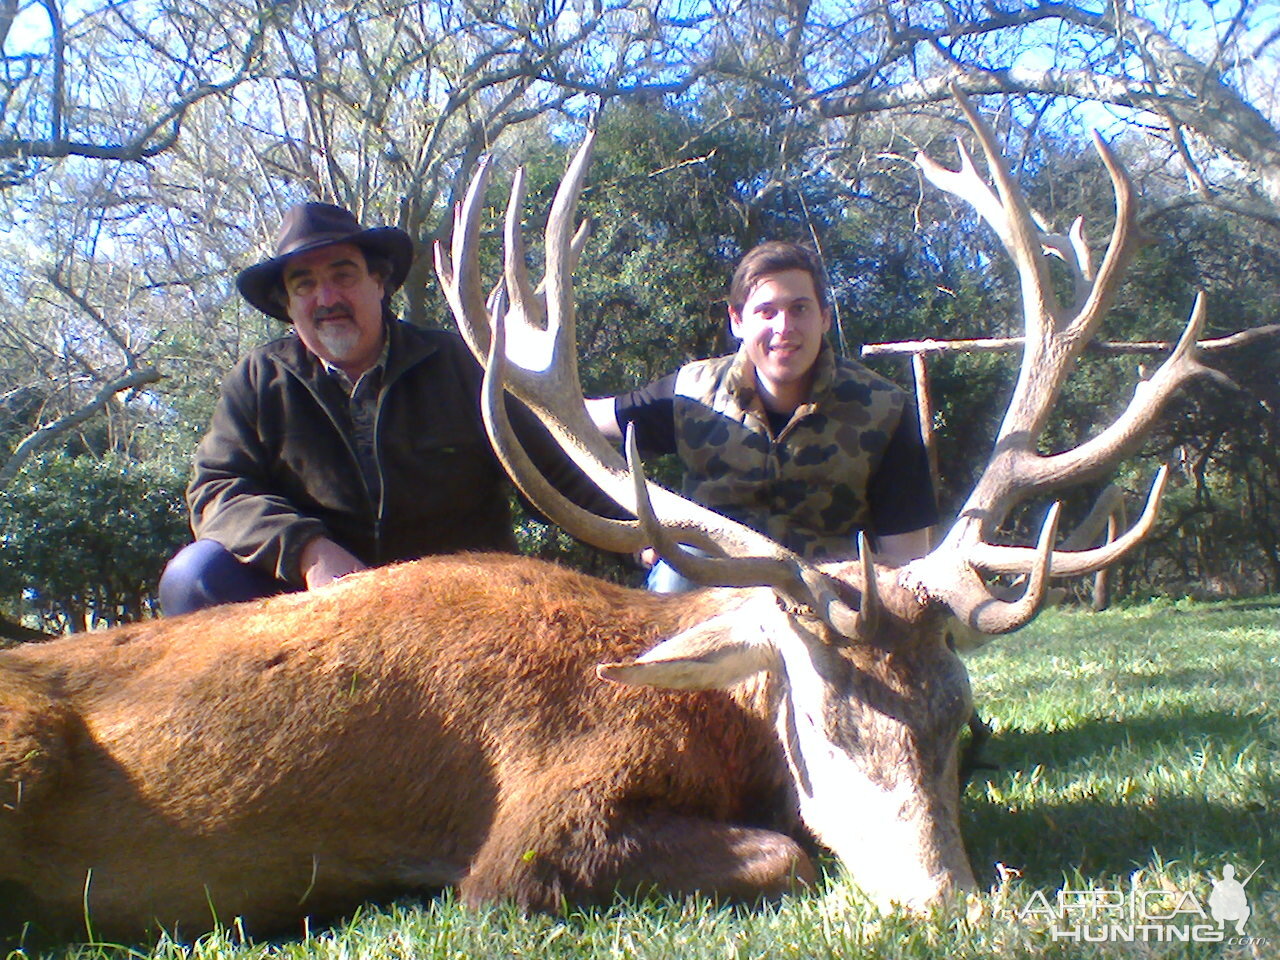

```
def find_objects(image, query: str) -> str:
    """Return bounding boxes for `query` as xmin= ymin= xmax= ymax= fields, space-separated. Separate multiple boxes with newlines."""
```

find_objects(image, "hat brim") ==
xmin=236 ymin=227 xmax=415 ymax=322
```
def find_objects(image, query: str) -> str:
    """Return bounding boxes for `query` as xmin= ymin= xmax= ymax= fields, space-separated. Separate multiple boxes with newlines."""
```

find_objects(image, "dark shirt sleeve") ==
xmin=503 ymin=393 xmax=634 ymax=522
xmin=613 ymin=373 xmax=679 ymax=455
xmin=187 ymin=357 xmax=328 ymax=584
xmin=427 ymin=335 xmax=631 ymax=524
xmin=866 ymin=407 xmax=939 ymax=536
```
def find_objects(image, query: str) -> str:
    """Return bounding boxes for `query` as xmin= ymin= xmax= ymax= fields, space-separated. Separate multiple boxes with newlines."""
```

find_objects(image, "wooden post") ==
xmin=1091 ymin=510 xmax=1119 ymax=611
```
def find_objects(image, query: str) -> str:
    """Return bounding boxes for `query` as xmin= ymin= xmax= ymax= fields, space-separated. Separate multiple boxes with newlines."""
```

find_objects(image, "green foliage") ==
xmin=0 ymin=452 xmax=189 ymax=632
xmin=459 ymin=103 xmax=1280 ymax=604
xmin=508 ymin=492 xmax=637 ymax=585
xmin=16 ymin=598 xmax=1278 ymax=958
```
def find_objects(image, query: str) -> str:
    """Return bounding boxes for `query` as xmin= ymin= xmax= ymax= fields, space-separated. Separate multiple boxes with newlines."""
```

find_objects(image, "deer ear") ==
xmin=597 ymin=613 xmax=774 ymax=690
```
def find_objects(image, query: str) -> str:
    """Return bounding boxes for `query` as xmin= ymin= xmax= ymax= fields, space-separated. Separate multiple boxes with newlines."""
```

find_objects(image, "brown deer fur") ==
xmin=6 ymin=552 xmax=959 ymax=941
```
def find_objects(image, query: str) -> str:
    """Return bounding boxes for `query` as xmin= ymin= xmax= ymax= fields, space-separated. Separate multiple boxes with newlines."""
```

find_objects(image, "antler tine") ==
xmin=1038 ymin=216 xmax=1093 ymax=306
xmin=543 ymin=129 xmax=597 ymax=385
xmin=949 ymin=87 xmax=1058 ymax=335
xmin=437 ymin=155 xmax=498 ymax=362
xmin=440 ymin=141 xmax=623 ymax=498
xmin=626 ymin=427 xmax=870 ymax=637
xmin=503 ymin=166 xmax=546 ymax=335
xmin=1044 ymin=217 xmax=1095 ymax=308
xmin=967 ymin=465 xmax=1169 ymax=578
xmin=1062 ymin=131 xmax=1138 ymax=342
xmin=950 ymin=501 xmax=1061 ymax=634
xmin=855 ymin=532 xmax=879 ymax=638
xmin=625 ymin=426 xmax=799 ymax=588
xmin=916 ymin=137 xmax=1012 ymax=254
xmin=481 ymin=287 xmax=643 ymax=555
xmin=1064 ymin=217 xmax=1095 ymax=308
xmin=1035 ymin=293 xmax=1231 ymax=488
xmin=1057 ymin=484 xmax=1124 ymax=552
xmin=1069 ymin=217 xmax=1095 ymax=285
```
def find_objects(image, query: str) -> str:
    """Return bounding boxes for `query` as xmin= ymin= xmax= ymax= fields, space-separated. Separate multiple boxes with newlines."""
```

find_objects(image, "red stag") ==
xmin=0 ymin=93 xmax=1218 ymax=942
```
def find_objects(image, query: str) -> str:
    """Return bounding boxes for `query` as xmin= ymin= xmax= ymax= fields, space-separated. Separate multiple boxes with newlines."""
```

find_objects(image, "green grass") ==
xmin=14 ymin=597 xmax=1280 ymax=959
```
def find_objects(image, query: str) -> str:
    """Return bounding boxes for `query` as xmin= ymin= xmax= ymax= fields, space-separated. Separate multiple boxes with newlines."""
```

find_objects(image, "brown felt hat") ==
xmin=236 ymin=202 xmax=415 ymax=322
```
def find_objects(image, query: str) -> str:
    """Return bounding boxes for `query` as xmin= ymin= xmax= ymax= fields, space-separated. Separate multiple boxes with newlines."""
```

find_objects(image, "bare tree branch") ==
xmin=0 ymin=0 xmax=271 ymax=172
xmin=0 ymin=366 xmax=160 ymax=487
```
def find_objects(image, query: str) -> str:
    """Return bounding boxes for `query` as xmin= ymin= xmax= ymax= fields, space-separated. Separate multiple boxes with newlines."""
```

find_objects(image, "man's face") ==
xmin=283 ymin=242 xmax=386 ymax=377
xmin=730 ymin=268 xmax=831 ymax=411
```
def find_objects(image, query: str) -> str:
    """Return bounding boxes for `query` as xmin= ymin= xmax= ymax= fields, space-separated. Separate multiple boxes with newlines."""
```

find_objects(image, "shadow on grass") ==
xmin=961 ymin=707 xmax=1277 ymax=888
xmin=974 ymin=705 xmax=1273 ymax=768
xmin=1188 ymin=599 xmax=1280 ymax=614
xmin=972 ymin=658 xmax=1280 ymax=703
xmin=1103 ymin=598 xmax=1280 ymax=617
xmin=963 ymin=792 xmax=1273 ymax=888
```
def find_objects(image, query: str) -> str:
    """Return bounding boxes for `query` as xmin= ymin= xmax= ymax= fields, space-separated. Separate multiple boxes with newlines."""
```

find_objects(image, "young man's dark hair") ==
xmin=728 ymin=240 xmax=832 ymax=315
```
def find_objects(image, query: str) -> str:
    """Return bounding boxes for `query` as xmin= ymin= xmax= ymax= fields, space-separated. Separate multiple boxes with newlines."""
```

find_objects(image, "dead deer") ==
xmin=0 ymin=91 xmax=1220 ymax=944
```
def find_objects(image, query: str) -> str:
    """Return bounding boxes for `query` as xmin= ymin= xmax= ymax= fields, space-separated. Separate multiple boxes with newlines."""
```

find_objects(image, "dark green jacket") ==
xmin=188 ymin=319 xmax=607 ymax=585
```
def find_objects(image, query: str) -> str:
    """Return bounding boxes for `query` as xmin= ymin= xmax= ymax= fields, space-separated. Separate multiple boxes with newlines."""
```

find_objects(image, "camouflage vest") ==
xmin=672 ymin=342 xmax=906 ymax=560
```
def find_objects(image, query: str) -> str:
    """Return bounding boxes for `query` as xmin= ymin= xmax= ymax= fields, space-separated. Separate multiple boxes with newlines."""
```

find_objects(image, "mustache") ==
xmin=313 ymin=304 xmax=352 ymax=320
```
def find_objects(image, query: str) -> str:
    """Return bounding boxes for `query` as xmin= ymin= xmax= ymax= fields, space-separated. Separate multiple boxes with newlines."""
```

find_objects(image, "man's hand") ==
xmin=585 ymin=396 xmax=622 ymax=441
xmin=877 ymin=528 xmax=932 ymax=567
xmin=299 ymin=537 xmax=368 ymax=589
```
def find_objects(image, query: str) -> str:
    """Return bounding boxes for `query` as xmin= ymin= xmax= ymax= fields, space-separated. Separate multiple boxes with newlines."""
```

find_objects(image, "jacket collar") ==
xmin=382 ymin=316 xmax=441 ymax=384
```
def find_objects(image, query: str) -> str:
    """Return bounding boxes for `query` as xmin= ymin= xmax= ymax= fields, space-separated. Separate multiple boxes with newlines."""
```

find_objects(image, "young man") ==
xmin=160 ymin=202 xmax=617 ymax=614
xmin=586 ymin=241 xmax=936 ymax=591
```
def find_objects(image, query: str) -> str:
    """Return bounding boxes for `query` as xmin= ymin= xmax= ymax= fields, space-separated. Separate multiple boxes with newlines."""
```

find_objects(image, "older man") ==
xmin=160 ymin=202 xmax=617 ymax=614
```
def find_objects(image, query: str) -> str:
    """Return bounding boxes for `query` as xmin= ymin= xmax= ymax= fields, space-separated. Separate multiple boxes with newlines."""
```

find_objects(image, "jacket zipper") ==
xmin=293 ymin=374 xmax=378 ymax=554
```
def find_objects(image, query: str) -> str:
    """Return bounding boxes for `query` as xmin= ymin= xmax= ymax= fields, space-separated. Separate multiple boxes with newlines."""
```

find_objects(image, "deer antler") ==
xmin=622 ymin=424 xmax=868 ymax=637
xmin=433 ymin=133 xmax=875 ymax=635
xmin=904 ymin=89 xmax=1226 ymax=631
